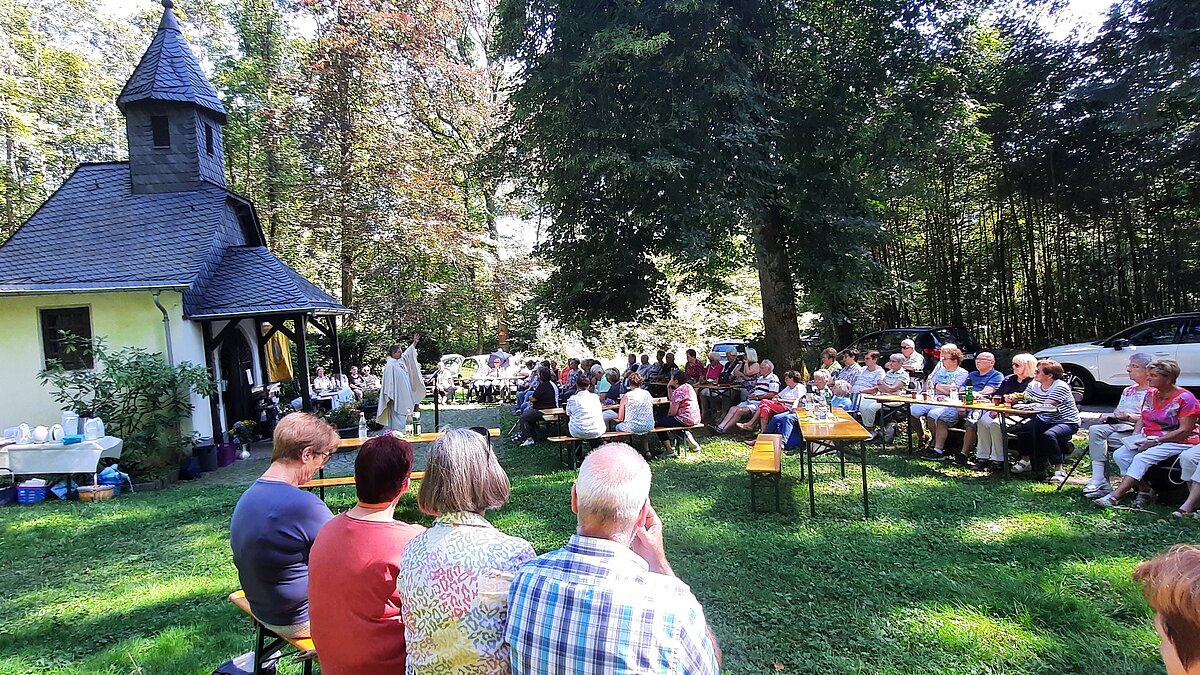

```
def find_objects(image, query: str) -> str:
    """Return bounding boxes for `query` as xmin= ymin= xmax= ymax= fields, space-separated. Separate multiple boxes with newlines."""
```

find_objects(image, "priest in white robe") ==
xmin=377 ymin=335 xmax=425 ymax=433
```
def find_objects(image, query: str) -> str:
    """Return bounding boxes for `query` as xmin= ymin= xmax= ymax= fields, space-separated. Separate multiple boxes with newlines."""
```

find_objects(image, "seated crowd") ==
xmin=230 ymin=413 xmax=721 ymax=674
xmin=228 ymin=363 xmax=1200 ymax=674
xmin=470 ymin=343 xmax=1200 ymax=515
xmin=511 ymin=353 xmax=709 ymax=459
xmin=291 ymin=364 xmax=381 ymax=410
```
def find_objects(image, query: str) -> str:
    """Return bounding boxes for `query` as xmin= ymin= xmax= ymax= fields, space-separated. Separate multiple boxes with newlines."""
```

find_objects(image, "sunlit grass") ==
xmin=0 ymin=425 xmax=1186 ymax=674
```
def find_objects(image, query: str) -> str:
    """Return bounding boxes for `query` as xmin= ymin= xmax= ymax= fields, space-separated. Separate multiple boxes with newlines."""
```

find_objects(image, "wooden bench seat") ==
xmin=547 ymin=425 xmax=704 ymax=468
xmin=229 ymin=590 xmax=315 ymax=674
xmin=336 ymin=428 xmax=499 ymax=450
xmin=746 ymin=434 xmax=783 ymax=512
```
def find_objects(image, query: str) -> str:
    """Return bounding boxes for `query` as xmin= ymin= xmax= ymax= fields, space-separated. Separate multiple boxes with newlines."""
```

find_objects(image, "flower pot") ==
xmin=194 ymin=444 xmax=217 ymax=472
xmin=216 ymin=443 xmax=237 ymax=468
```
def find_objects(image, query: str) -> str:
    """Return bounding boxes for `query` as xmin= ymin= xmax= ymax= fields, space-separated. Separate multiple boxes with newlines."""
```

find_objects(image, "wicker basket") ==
xmin=77 ymin=485 xmax=114 ymax=502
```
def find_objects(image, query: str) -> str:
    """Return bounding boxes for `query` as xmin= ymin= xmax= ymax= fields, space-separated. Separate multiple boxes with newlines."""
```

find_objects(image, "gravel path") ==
xmin=192 ymin=404 xmax=502 ymax=487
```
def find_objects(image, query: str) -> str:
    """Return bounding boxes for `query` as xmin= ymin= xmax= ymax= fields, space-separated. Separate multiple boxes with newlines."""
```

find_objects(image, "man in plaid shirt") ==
xmin=505 ymin=443 xmax=721 ymax=674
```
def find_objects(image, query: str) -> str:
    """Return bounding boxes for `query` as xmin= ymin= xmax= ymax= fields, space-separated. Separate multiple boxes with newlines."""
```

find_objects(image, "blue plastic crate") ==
xmin=16 ymin=485 xmax=46 ymax=505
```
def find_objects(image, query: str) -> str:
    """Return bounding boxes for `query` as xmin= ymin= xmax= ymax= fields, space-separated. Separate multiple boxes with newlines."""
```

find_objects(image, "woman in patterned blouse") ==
xmin=398 ymin=429 xmax=535 ymax=674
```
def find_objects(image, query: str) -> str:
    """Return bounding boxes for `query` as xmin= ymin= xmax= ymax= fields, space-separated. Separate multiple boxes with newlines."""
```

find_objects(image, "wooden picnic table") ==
xmin=540 ymin=397 xmax=668 ymax=418
xmin=863 ymin=394 xmax=1038 ymax=476
xmin=302 ymin=471 xmax=426 ymax=501
xmin=795 ymin=408 xmax=873 ymax=518
xmin=694 ymin=383 xmax=739 ymax=391
xmin=335 ymin=428 xmax=499 ymax=450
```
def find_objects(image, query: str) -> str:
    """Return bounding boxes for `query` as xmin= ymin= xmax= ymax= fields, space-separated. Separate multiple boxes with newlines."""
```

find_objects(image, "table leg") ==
xmin=1000 ymin=413 xmax=1010 ymax=478
xmin=807 ymin=442 xmax=816 ymax=518
xmin=906 ymin=402 xmax=913 ymax=454
xmin=861 ymin=441 xmax=869 ymax=519
xmin=839 ymin=444 xmax=846 ymax=479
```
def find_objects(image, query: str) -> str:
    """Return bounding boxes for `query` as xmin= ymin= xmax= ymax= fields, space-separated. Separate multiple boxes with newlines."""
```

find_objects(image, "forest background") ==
xmin=1 ymin=0 xmax=1195 ymax=370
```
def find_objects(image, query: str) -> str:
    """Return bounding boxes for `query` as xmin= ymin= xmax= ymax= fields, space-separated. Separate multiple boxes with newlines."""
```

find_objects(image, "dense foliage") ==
xmin=1 ymin=0 xmax=1195 ymax=364
xmin=498 ymin=0 xmax=1199 ymax=357
xmin=37 ymin=336 xmax=215 ymax=478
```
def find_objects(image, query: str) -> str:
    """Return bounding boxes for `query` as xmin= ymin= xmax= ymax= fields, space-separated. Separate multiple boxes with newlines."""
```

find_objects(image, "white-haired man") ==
xmin=505 ymin=443 xmax=721 ymax=675
xmin=709 ymin=358 xmax=779 ymax=434
xmin=899 ymin=339 xmax=924 ymax=374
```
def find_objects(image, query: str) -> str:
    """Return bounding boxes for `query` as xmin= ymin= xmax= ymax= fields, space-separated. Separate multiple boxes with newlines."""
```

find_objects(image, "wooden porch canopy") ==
xmin=186 ymin=246 xmax=353 ymax=435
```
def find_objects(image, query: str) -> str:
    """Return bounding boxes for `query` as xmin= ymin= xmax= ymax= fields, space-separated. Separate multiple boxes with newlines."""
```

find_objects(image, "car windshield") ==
xmin=932 ymin=328 xmax=980 ymax=351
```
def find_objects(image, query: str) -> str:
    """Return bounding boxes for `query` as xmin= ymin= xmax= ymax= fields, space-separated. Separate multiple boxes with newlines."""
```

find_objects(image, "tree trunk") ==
xmin=753 ymin=204 xmax=802 ymax=367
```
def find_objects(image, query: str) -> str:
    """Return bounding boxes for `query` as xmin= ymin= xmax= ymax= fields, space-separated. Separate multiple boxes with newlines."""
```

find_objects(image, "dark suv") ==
xmin=844 ymin=327 xmax=983 ymax=374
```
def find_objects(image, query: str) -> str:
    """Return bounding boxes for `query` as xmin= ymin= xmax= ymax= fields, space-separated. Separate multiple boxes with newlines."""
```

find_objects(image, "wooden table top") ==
xmin=695 ymin=383 xmax=739 ymax=391
xmin=302 ymin=471 xmax=425 ymax=489
xmin=795 ymin=408 xmax=873 ymax=441
xmin=337 ymin=428 xmax=499 ymax=448
xmin=863 ymin=394 xmax=1037 ymax=416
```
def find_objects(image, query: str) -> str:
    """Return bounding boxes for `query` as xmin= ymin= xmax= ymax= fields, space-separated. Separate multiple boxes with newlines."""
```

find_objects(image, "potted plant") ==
xmin=222 ymin=420 xmax=256 ymax=464
xmin=324 ymin=405 xmax=361 ymax=439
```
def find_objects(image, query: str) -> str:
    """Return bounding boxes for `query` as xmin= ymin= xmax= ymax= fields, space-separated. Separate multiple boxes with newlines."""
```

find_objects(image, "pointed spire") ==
xmin=117 ymin=0 xmax=227 ymax=122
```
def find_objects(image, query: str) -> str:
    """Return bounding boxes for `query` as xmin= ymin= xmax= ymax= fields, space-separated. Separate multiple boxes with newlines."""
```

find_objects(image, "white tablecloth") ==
xmin=0 ymin=436 xmax=122 ymax=475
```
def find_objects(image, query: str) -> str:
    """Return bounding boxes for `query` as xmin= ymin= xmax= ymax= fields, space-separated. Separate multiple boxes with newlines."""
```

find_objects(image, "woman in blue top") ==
xmin=230 ymin=413 xmax=338 ymax=638
xmin=909 ymin=345 xmax=969 ymax=457
xmin=1011 ymin=359 xmax=1081 ymax=481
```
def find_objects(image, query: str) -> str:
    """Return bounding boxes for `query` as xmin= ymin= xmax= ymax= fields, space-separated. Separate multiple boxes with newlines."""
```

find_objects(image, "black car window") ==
xmin=853 ymin=333 xmax=883 ymax=352
xmin=931 ymin=328 xmax=978 ymax=351
xmin=1180 ymin=320 xmax=1200 ymax=344
xmin=1120 ymin=320 xmax=1184 ymax=346
xmin=878 ymin=329 xmax=912 ymax=348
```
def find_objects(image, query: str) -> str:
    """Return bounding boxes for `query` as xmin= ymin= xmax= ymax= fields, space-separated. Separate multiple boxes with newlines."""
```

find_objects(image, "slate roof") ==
xmin=0 ymin=163 xmax=223 ymax=292
xmin=186 ymin=246 xmax=350 ymax=319
xmin=0 ymin=162 xmax=351 ymax=319
xmin=117 ymin=3 xmax=227 ymax=122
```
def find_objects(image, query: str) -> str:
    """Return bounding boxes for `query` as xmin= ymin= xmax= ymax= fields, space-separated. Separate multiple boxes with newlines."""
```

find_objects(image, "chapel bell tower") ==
xmin=116 ymin=0 xmax=228 ymax=194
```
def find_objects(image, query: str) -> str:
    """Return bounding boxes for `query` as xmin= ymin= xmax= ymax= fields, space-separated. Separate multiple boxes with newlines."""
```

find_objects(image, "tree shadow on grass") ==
xmin=580 ymin=447 xmax=1172 ymax=674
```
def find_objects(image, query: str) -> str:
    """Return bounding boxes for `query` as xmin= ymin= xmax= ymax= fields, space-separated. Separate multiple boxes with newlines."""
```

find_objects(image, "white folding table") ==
xmin=0 ymin=436 xmax=123 ymax=481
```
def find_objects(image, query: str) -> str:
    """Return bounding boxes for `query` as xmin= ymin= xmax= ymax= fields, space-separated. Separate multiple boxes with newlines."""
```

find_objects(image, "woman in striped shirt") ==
xmin=1011 ymin=359 xmax=1081 ymax=481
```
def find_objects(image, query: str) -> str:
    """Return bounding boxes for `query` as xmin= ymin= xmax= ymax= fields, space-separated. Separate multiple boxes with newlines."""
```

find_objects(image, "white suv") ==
xmin=1035 ymin=313 xmax=1200 ymax=402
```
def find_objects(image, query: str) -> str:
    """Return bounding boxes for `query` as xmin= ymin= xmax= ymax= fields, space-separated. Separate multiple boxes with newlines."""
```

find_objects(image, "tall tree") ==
xmin=497 ymin=0 xmax=983 ymax=362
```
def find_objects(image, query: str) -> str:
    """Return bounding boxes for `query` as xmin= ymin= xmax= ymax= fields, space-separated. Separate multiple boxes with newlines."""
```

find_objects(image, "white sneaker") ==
xmin=520 ymin=438 xmax=535 ymax=447
xmin=1048 ymin=470 xmax=1069 ymax=484
xmin=1083 ymin=482 xmax=1112 ymax=498
xmin=1011 ymin=459 xmax=1031 ymax=474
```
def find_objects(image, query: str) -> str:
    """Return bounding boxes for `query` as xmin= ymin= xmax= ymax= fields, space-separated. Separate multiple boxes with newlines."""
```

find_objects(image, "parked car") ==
xmin=1035 ymin=312 xmax=1200 ymax=403
xmin=843 ymin=326 xmax=983 ymax=375
xmin=709 ymin=339 xmax=751 ymax=363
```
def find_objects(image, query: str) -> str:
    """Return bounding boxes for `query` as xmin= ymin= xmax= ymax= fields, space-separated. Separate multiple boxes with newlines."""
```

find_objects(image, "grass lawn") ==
xmin=1 ymin=431 xmax=1196 ymax=674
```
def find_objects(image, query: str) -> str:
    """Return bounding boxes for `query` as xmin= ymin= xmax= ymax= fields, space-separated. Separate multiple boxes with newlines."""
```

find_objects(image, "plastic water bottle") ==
xmin=358 ymin=411 xmax=368 ymax=439
xmin=405 ymin=412 xmax=414 ymax=438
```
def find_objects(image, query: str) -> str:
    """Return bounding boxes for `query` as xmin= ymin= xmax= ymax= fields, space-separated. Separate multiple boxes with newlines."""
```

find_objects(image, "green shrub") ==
xmin=37 ymin=334 xmax=215 ymax=479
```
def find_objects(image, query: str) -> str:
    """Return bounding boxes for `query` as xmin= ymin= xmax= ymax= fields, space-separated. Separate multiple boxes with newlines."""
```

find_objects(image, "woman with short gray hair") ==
xmin=398 ymin=428 xmax=535 ymax=673
xmin=1082 ymin=352 xmax=1153 ymax=498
